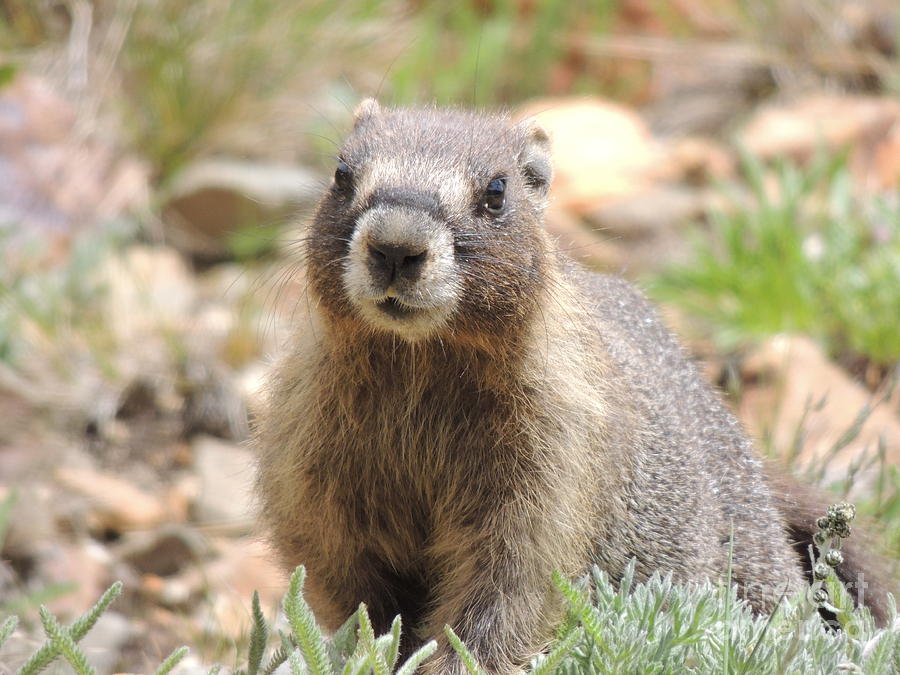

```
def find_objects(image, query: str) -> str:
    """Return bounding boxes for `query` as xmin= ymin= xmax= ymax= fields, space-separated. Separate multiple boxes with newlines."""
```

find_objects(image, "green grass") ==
xmin=115 ymin=0 xmax=385 ymax=183
xmin=650 ymin=151 xmax=900 ymax=367
xmin=0 ymin=221 xmax=132 ymax=370
xmin=386 ymin=0 xmax=616 ymax=106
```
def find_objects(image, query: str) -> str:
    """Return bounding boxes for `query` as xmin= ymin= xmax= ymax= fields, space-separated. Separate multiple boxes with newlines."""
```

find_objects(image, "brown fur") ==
xmin=254 ymin=101 xmax=893 ymax=674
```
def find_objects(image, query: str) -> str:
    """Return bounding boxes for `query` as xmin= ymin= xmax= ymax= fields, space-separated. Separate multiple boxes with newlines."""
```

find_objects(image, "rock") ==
xmin=663 ymin=136 xmax=735 ymax=185
xmin=78 ymin=611 xmax=135 ymax=675
xmin=140 ymin=571 xmax=197 ymax=609
xmin=119 ymin=525 xmax=209 ymax=577
xmin=542 ymin=203 xmax=623 ymax=271
xmin=645 ymin=49 xmax=770 ymax=136
xmin=167 ymin=653 xmax=213 ymax=675
xmin=161 ymin=159 xmax=320 ymax=262
xmin=196 ymin=537 xmax=285 ymax=638
xmin=192 ymin=435 xmax=255 ymax=532
xmin=101 ymin=245 xmax=197 ymax=350
xmin=31 ymin=540 xmax=113 ymax=618
xmin=54 ymin=466 xmax=169 ymax=532
xmin=181 ymin=359 xmax=249 ymax=441
xmin=585 ymin=184 xmax=704 ymax=240
xmin=0 ymin=483 xmax=59 ymax=561
xmin=738 ymin=95 xmax=900 ymax=163
xmin=515 ymin=98 xmax=669 ymax=214
xmin=581 ymin=185 xmax=706 ymax=273
xmin=873 ymin=120 xmax=900 ymax=190
xmin=739 ymin=335 xmax=900 ymax=494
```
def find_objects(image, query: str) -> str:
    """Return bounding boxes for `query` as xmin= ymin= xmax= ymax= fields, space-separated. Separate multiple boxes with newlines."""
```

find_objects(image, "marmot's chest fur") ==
xmin=254 ymin=100 xmax=889 ymax=675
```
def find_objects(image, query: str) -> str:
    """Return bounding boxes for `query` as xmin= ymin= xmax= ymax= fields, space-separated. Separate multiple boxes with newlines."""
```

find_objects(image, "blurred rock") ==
xmin=582 ymin=185 xmax=706 ymax=273
xmin=168 ymin=654 xmax=214 ymax=675
xmin=33 ymin=539 xmax=113 ymax=618
xmin=164 ymin=474 xmax=198 ymax=523
xmin=543 ymin=203 xmax=623 ymax=271
xmin=738 ymin=95 xmax=900 ymax=163
xmin=140 ymin=571 xmax=196 ymax=609
xmin=161 ymin=159 xmax=319 ymax=262
xmin=119 ymin=525 xmax=209 ymax=577
xmin=101 ymin=245 xmax=197 ymax=350
xmin=78 ymin=611 xmax=135 ymax=674
xmin=192 ymin=435 xmax=255 ymax=532
xmin=0 ymin=483 xmax=58 ymax=561
xmin=646 ymin=48 xmax=771 ymax=136
xmin=739 ymin=335 xmax=900 ymax=494
xmin=586 ymin=184 xmax=703 ymax=239
xmin=664 ymin=136 xmax=735 ymax=185
xmin=55 ymin=466 xmax=169 ymax=533
xmin=873 ymin=120 xmax=900 ymax=190
xmin=182 ymin=360 xmax=249 ymax=441
xmin=515 ymin=98 xmax=669 ymax=214
xmin=198 ymin=537 xmax=285 ymax=638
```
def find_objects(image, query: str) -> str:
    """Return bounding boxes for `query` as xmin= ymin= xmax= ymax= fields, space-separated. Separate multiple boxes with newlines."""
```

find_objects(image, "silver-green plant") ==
xmin=8 ymin=581 xmax=187 ymax=675
xmin=1 ymin=538 xmax=896 ymax=673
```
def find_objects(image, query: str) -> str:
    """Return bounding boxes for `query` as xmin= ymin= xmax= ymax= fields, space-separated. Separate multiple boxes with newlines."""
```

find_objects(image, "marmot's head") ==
xmin=305 ymin=100 xmax=553 ymax=343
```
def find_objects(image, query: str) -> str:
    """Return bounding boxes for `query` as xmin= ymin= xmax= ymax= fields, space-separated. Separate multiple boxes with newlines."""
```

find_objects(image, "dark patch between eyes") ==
xmin=366 ymin=186 xmax=445 ymax=221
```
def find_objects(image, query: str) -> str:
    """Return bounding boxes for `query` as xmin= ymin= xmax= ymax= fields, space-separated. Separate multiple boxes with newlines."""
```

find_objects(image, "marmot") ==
xmin=255 ymin=100 xmax=892 ymax=673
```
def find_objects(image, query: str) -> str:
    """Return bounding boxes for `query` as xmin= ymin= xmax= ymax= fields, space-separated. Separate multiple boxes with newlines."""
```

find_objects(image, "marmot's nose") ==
xmin=367 ymin=241 xmax=428 ymax=282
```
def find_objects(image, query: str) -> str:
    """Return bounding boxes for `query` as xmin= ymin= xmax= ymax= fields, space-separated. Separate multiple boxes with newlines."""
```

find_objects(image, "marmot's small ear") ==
xmin=353 ymin=98 xmax=381 ymax=129
xmin=517 ymin=119 xmax=553 ymax=197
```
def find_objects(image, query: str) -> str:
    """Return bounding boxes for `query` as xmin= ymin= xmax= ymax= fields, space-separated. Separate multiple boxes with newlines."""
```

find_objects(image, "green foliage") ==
xmin=17 ymin=581 xmax=122 ymax=675
xmin=859 ymin=461 xmax=900 ymax=560
xmin=155 ymin=646 xmax=190 ymax=675
xmin=2 ymin=561 xmax=897 ymax=674
xmin=116 ymin=0 xmax=382 ymax=182
xmin=38 ymin=606 xmax=96 ymax=675
xmin=445 ymin=625 xmax=487 ymax=675
xmin=247 ymin=591 xmax=268 ymax=675
xmin=386 ymin=0 xmax=615 ymax=106
xmin=284 ymin=566 xmax=331 ymax=675
xmin=0 ymin=221 xmax=133 ymax=368
xmin=0 ymin=490 xmax=14 ymax=548
xmin=0 ymin=615 xmax=18 ymax=649
xmin=651 ymin=151 xmax=900 ymax=366
xmin=227 ymin=223 xmax=285 ymax=262
xmin=226 ymin=566 xmax=436 ymax=675
xmin=549 ymin=562 xmax=898 ymax=674
xmin=0 ymin=62 xmax=17 ymax=88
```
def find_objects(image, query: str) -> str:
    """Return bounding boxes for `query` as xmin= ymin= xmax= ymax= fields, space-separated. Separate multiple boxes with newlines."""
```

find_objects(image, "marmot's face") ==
xmin=305 ymin=100 xmax=553 ymax=342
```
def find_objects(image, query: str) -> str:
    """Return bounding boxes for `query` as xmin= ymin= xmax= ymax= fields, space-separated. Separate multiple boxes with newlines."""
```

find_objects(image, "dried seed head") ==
xmin=813 ymin=562 xmax=831 ymax=580
xmin=832 ymin=522 xmax=851 ymax=539
xmin=816 ymin=516 xmax=831 ymax=530
xmin=828 ymin=503 xmax=856 ymax=524
xmin=813 ymin=588 xmax=829 ymax=605
xmin=813 ymin=531 xmax=829 ymax=548
xmin=824 ymin=550 xmax=844 ymax=567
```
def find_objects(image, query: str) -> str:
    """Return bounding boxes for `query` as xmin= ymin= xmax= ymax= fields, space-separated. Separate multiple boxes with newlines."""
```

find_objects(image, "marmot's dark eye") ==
xmin=334 ymin=159 xmax=353 ymax=192
xmin=483 ymin=176 xmax=506 ymax=213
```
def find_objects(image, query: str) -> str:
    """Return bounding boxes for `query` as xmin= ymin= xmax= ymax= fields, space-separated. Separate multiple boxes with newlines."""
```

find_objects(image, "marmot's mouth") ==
xmin=375 ymin=297 xmax=422 ymax=319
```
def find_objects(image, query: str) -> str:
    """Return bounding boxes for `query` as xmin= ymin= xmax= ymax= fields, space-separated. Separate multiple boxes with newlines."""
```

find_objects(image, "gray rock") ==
xmin=119 ymin=525 xmax=209 ymax=577
xmin=161 ymin=159 xmax=320 ymax=262
xmin=192 ymin=435 xmax=255 ymax=533
xmin=582 ymin=185 xmax=706 ymax=274
xmin=77 ymin=611 xmax=135 ymax=675
xmin=584 ymin=184 xmax=703 ymax=239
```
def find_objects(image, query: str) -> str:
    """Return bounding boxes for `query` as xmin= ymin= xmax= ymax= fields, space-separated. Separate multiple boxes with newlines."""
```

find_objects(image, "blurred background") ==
xmin=0 ymin=0 xmax=898 ymax=671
